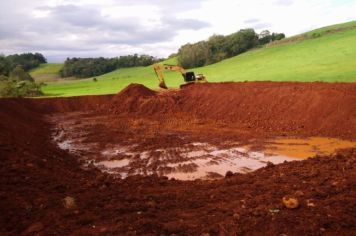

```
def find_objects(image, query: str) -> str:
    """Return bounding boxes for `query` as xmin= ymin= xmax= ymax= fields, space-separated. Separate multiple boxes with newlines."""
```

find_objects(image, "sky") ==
xmin=0 ymin=0 xmax=355 ymax=62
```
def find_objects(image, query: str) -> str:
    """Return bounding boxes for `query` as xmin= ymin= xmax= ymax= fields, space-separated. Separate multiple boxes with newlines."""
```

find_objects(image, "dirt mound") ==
xmin=115 ymin=83 xmax=156 ymax=99
xmin=110 ymin=82 xmax=356 ymax=138
xmin=110 ymin=83 xmax=162 ymax=114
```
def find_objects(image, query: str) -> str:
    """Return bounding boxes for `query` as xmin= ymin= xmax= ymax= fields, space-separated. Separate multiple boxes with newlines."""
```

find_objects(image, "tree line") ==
xmin=60 ymin=54 xmax=162 ymax=78
xmin=0 ymin=53 xmax=46 ymax=76
xmin=177 ymin=29 xmax=285 ymax=68
xmin=0 ymin=53 xmax=45 ymax=97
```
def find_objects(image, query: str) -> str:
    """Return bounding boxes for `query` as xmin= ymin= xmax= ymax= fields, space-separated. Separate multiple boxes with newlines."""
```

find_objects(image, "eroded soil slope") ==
xmin=0 ymin=82 xmax=355 ymax=235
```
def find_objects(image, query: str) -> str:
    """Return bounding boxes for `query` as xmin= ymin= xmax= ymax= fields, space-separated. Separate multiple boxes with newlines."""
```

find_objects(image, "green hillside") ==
xmin=42 ymin=21 xmax=356 ymax=97
xmin=30 ymin=63 xmax=63 ymax=82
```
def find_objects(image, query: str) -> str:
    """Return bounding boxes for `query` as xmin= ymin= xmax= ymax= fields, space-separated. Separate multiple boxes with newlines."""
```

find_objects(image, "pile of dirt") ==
xmin=110 ymin=83 xmax=164 ymax=114
xmin=116 ymin=83 xmax=157 ymax=98
xmin=110 ymin=82 xmax=356 ymax=138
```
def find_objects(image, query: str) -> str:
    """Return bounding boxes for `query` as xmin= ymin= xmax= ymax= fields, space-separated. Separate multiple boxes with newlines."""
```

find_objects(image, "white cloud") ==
xmin=0 ymin=0 xmax=355 ymax=62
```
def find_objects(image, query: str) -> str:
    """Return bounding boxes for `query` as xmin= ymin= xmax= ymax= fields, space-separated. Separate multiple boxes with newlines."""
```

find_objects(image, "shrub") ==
xmin=10 ymin=65 xmax=34 ymax=81
xmin=0 ymin=68 xmax=42 ymax=97
xmin=0 ymin=79 xmax=42 ymax=97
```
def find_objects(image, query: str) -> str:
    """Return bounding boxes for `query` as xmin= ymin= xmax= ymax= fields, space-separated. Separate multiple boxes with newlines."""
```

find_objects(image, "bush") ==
xmin=0 ymin=68 xmax=42 ymax=97
xmin=312 ymin=33 xmax=321 ymax=38
xmin=0 ymin=79 xmax=42 ymax=97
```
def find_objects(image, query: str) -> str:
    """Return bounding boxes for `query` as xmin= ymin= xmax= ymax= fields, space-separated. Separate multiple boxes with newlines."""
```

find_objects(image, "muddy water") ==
xmin=94 ymin=144 xmax=298 ymax=180
xmin=264 ymin=137 xmax=356 ymax=159
xmin=51 ymin=122 xmax=356 ymax=180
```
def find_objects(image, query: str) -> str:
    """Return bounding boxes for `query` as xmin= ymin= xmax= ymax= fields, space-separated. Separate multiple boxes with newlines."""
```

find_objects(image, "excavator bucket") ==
xmin=159 ymin=81 xmax=168 ymax=89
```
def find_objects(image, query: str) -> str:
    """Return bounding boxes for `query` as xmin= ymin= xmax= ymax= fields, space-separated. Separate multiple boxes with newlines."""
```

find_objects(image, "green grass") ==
xmin=30 ymin=63 xmax=63 ymax=82
xmin=41 ymin=21 xmax=356 ymax=97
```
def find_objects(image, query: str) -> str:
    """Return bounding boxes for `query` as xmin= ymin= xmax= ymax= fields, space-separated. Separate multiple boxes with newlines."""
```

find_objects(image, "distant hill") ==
xmin=30 ymin=63 xmax=63 ymax=82
xmin=42 ymin=21 xmax=356 ymax=97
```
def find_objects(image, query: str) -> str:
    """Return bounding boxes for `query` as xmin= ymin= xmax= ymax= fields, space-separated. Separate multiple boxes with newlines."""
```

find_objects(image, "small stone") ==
xmin=63 ymin=196 xmax=76 ymax=209
xmin=306 ymin=199 xmax=316 ymax=207
xmin=269 ymin=209 xmax=280 ymax=213
xmin=282 ymin=196 xmax=299 ymax=209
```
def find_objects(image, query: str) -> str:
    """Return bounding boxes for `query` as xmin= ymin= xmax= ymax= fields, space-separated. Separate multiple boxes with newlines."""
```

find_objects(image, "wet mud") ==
xmin=48 ymin=112 xmax=356 ymax=180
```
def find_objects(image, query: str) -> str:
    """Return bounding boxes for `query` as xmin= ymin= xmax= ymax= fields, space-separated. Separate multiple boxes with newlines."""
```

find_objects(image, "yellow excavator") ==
xmin=153 ymin=63 xmax=207 ymax=89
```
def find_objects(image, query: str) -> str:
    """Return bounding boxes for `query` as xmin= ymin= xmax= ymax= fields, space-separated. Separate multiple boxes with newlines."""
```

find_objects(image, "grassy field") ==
xmin=30 ymin=63 xmax=63 ymax=83
xmin=37 ymin=21 xmax=356 ymax=97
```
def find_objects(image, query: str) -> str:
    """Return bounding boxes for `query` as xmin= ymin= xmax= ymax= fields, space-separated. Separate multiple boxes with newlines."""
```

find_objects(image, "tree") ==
xmin=10 ymin=65 xmax=33 ymax=81
xmin=258 ymin=30 xmax=272 ymax=45
xmin=0 ymin=55 xmax=13 ymax=76
xmin=259 ymin=31 xmax=285 ymax=45
xmin=225 ymin=29 xmax=258 ymax=57
xmin=272 ymin=33 xmax=286 ymax=41
xmin=2 ymin=52 xmax=47 ymax=73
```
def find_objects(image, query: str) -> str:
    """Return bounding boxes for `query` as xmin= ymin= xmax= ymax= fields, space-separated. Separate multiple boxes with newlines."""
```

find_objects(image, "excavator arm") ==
xmin=153 ymin=64 xmax=188 ymax=89
xmin=153 ymin=64 xmax=168 ymax=89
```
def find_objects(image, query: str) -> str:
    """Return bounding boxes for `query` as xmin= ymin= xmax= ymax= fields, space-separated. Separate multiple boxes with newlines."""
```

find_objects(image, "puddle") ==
xmin=51 ymin=125 xmax=356 ymax=181
xmin=265 ymin=137 xmax=356 ymax=159
xmin=165 ymin=149 xmax=296 ymax=180
xmin=96 ymin=159 xmax=130 ymax=169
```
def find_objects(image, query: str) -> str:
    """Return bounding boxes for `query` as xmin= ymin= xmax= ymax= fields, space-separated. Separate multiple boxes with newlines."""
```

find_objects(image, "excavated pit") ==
xmin=45 ymin=82 xmax=356 ymax=180
xmin=48 ymin=112 xmax=356 ymax=180
xmin=1 ymin=82 xmax=356 ymax=235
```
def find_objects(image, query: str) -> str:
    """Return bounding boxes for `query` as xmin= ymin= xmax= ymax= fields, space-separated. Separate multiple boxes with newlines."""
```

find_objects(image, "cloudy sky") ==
xmin=0 ymin=0 xmax=355 ymax=62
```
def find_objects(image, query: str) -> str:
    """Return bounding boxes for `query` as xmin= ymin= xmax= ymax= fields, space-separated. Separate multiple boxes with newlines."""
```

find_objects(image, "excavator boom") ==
xmin=153 ymin=64 xmax=168 ymax=89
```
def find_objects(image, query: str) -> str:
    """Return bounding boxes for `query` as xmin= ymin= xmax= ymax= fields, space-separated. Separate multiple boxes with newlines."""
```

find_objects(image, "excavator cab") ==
xmin=183 ymin=72 xmax=196 ymax=82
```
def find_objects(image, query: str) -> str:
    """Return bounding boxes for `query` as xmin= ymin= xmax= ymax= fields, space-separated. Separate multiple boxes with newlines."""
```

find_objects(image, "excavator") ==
xmin=153 ymin=63 xmax=207 ymax=89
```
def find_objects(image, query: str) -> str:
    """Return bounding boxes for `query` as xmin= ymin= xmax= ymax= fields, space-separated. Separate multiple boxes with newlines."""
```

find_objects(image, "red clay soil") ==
xmin=0 ymin=82 xmax=356 ymax=235
xmin=108 ymin=82 xmax=356 ymax=139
